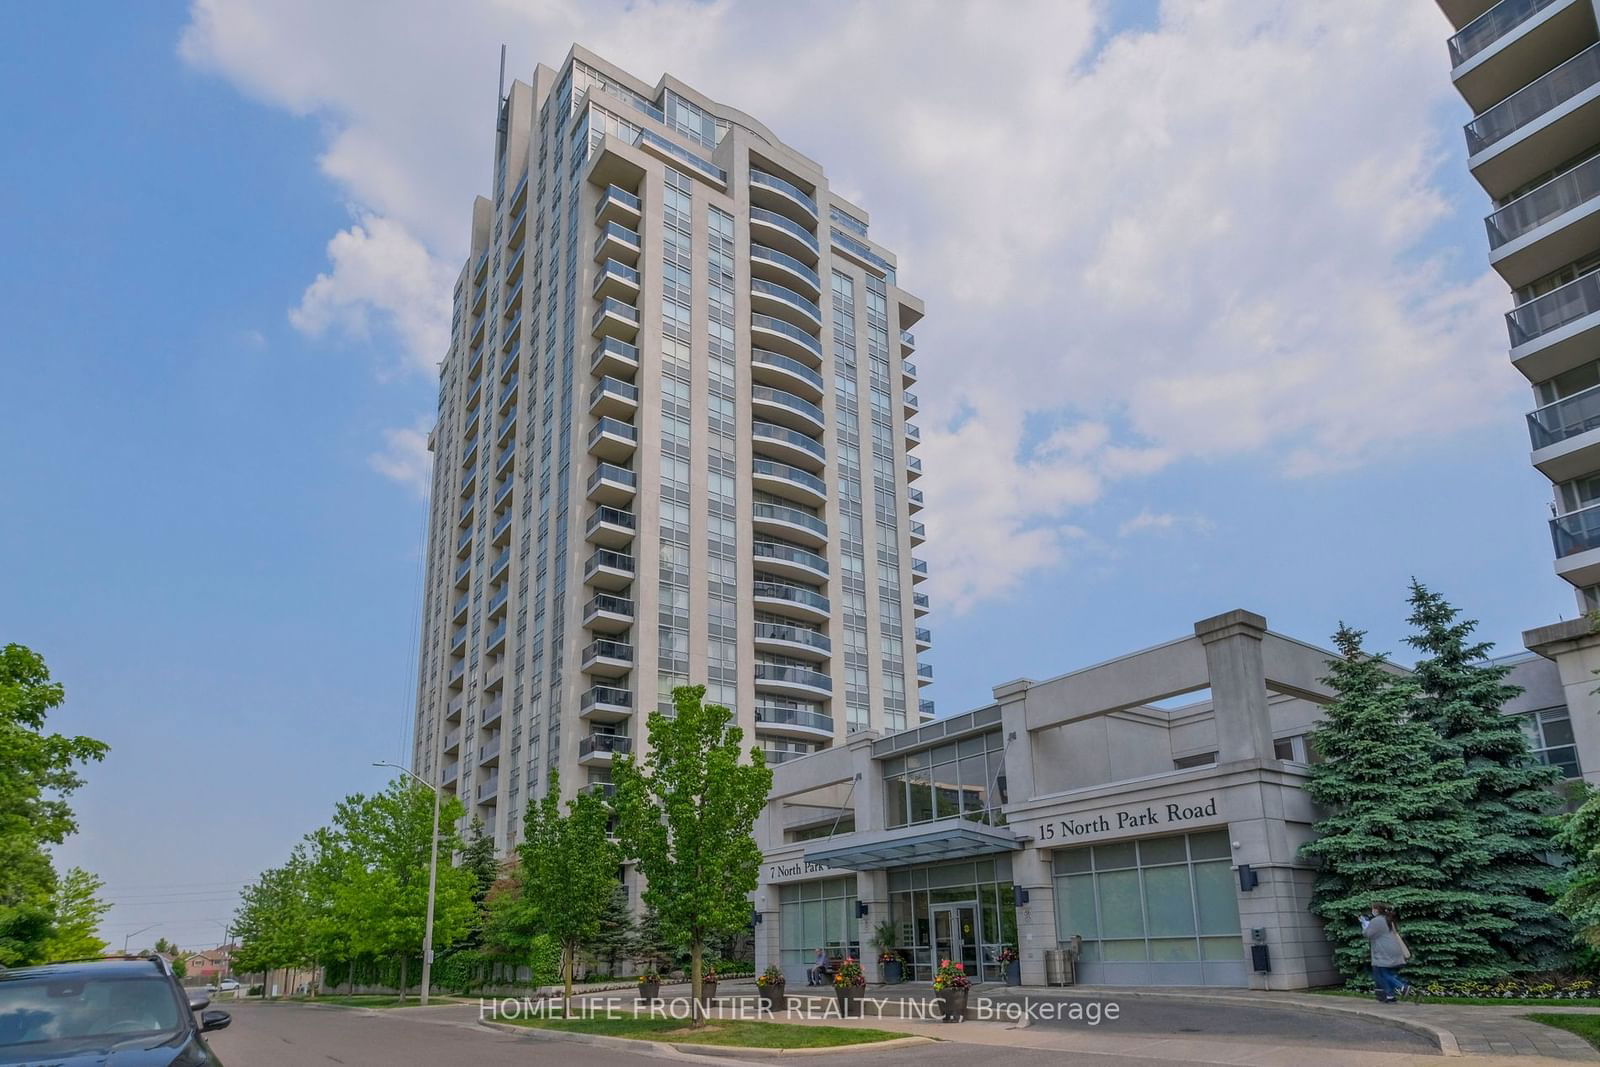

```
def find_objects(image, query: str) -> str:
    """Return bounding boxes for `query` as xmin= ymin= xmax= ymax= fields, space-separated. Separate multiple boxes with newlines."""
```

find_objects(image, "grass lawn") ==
xmin=1527 ymin=1014 xmax=1600 ymax=1049
xmin=503 ymin=1015 xmax=911 ymax=1049
xmin=1311 ymin=988 xmax=1600 ymax=1008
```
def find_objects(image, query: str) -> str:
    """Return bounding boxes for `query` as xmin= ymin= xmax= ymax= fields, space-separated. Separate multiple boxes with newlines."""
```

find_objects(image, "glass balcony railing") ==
xmin=492 ymin=511 xmax=513 ymax=541
xmin=590 ymin=416 xmax=638 ymax=445
xmin=1465 ymin=42 xmax=1600 ymax=156
xmin=589 ymin=463 xmax=637 ymax=490
xmin=751 ymin=314 xmax=823 ymax=359
xmin=752 ymin=385 xmax=825 ymax=426
xmin=913 ymin=591 xmax=930 ymax=610
xmin=750 ymin=169 xmax=818 ymax=216
xmin=1488 ymin=154 xmax=1600 ymax=248
xmin=753 ymin=579 xmax=831 ymax=614
xmin=488 ymin=548 xmax=510 ymax=580
xmin=1450 ymin=0 xmax=1564 ymax=67
xmin=753 ymin=502 xmax=828 ymax=539
xmin=918 ymin=662 xmax=934 ymax=680
xmin=486 ymin=620 xmax=507 ymax=648
xmin=919 ymin=699 xmax=935 ymax=719
xmin=754 ymin=540 xmax=829 ymax=575
xmin=906 ymin=423 xmax=922 ymax=440
xmin=452 ymin=592 xmax=469 ymax=617
xmin=450 ymin=625 xmax=467 ymax=649
xmin=1553 ymin=500 xmax=1600 ymax=556
xmin=754 ymin=706 xmax=834 ymax=733
xmin=582 ymin=639 xmax=634 ymax=665
xmin=591 ymin=337 xmax=640 ymax=370
xmin=594 ymin=184 xmax=642 ymax=218
xmin=912 ymin=558 xmax=929 ymax=576
xmin=581 ymin=685 xmax=633 ymax=711
xmin=493 ymin=477 xmax=513 ymax=507
xmin=448 ymin=661 xmax=466 ymax=684
xmin=585 ymin=548 xmax=635 ymax=575
xmin=916 ymin=627 xmax=932 ymax=644
xmin=486 ymin=587 xmax=508 ymax=616
xmin=753 ymin=420 xmax=826 ymax=463
xmin=587 ymin=506 xmax=637 ymax=534
xmin=591 ymin=377 xmax=640 ymax=408
xmin=901 ymin=330 xmax=916 ymax=347
xmin=594 ymin=221 xmax=641 ymax=255
xmin=753 ymin=458 xmax=828 ymax=497
xmin=751 ymin=244 xmax=822 ymax=292
xmin=595 ymin=258 xmax=641 ymax=288
xmin=751 ymin=278 xmax=822 ymax=321
xmin=830 ymin=227 xmax=897 ymax=283
xmin=755 ymin=664 xmax=834 ymax=692
xmin=457 ymin=526 xmax=474 ymax=553
xmin=754 ymin=622 xmax=832 ymax=655
xmin=753 ymin=349 xmax=825 ymax=393
xmin=907 ymin=455 xmax=923 ymax=474
xmin=591 ymin=298 xmax=640 ymax=331
xmin=1507 ymin=269 xmax=1600 ymax=345
xmin=584 ymin=593 xmax=634 ymax=619
xmin=501 ymin=312 xmax=522 ymax=346
xmin=911 ymin=520 xmax=926 ymax=538
xmin=750 ymin=207 xmax=820 ymax=256
xmin=481 ymin=700 xmax=503 ymax=726
xmin=1530 ymin=384 xmax=1600 ymax=447
xmin=581 ymin=781 xmax=618 ymax=799
xmin=459 ymin=497 xmax=475 ymax=522
xmin=579 ymin=733 xmax=634 ymax=758
xmin=909 ymin=487 xmax=925 ymax=506
xmin=454 ymin=558 xmax=472 ymax=584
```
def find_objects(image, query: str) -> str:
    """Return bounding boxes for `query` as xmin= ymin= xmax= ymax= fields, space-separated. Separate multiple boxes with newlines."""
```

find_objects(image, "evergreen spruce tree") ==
xmin=1405 ymin=581 xmax=1569 ymax=968
xmin=1302 ymin=626 xmax=1510 ymax=984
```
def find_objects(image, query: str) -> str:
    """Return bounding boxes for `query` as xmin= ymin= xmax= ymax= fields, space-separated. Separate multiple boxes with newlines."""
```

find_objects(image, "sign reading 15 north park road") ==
xmin=1036 ymin=796 xmax=1219 ymax=842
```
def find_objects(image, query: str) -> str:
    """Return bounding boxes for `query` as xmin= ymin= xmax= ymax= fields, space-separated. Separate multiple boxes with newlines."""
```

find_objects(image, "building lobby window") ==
xmin=777 ymin=877 xmax=859 ymax=981
xmin=882 ymin=730 xmax=1006 ymax=829
xmin=1524 ymin=707 xmax=1582 ymax=778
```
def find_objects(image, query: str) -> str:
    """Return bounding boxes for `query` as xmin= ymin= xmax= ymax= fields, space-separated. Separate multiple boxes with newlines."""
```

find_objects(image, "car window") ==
xmin=0 ymin=974 xmax=183 ymax=1050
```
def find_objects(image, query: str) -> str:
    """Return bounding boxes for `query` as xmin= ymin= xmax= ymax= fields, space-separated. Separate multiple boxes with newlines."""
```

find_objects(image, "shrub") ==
xmin=932 ymin=959 xmax=970 ymax=992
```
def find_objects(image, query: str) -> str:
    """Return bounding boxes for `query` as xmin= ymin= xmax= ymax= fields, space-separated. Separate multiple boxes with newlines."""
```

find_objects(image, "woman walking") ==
xmin=1361 ymin=902 xmax=1413 ymax=1002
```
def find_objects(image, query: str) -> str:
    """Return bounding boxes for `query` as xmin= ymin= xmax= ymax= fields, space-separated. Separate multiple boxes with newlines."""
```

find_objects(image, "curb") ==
xmin=478 ymin=1018 xmax=935 ymax=1058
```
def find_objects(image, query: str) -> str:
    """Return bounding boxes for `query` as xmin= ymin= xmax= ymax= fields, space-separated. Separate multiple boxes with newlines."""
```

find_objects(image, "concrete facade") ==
xmin=408 ymin=46 xmax=932 ymax=863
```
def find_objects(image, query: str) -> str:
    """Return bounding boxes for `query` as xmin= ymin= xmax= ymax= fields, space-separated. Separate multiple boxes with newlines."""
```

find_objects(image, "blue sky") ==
xmin=0 ymin=0 xmax=1574 ymax=951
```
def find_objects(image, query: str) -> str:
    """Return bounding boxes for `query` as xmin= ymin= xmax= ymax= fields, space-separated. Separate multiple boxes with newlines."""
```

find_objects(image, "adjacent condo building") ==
xmin=409 ymin=46 xmax=933 ymax=860
xmin=1441 ymin=0 xmax=1600 ymax=610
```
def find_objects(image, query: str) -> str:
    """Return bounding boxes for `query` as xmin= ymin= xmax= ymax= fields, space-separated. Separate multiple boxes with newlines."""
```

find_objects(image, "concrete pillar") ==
xmin=993 ymin=679 xmax=1035 ymax=804
xmin=858 ymin=869 xmax=889 ymax=981
xmin=1526 ymin=618 xmax=1600 ymax=788
xmin=1194 ymin=610 xmax=1276 ymax=763
xmin=1011 ymin=847 xmax=1055 ymax=986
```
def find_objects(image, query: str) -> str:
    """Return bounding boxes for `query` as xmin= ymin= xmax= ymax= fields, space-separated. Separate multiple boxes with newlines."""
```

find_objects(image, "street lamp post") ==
xmin=373 ymin=760 xmax=441 ymax=1007
xmin=122 ymin=924 xmax=157 ymax=955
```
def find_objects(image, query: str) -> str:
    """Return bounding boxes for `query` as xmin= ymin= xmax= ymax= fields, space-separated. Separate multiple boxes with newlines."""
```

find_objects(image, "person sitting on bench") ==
xmin=808 ymin=947 xmax=829 ymax=986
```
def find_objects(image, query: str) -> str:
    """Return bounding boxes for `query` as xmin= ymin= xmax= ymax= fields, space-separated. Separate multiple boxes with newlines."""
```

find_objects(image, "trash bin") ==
xmin=1044 ymin=949 xmax=1073 ymax=987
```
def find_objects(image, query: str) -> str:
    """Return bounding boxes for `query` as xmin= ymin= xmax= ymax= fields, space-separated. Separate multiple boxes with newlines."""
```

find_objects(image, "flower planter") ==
xmin=1005 ymin=961 xmax=1021 ymax=986
xmin=881 ymin=960 xmax=903 ymax=984
xmin=759 ymin=981 xmax=786 ymax=1012
xmin=939 ymin=987 xmax=969 ymax=1022
xmin=636 ymin=979 xmax=660 ymax=1002
xmin=835 ymin=983 xmax=865 ymax=1017
xmin=699 ymin=979 xmax=719 ymax=1008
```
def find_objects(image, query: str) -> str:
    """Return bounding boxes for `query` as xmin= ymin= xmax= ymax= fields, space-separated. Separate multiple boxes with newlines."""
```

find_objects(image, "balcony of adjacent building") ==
xmin=476 ymin=774 xmax=500 ymax=805
xmin=902 ymin=359 xmax=918 ymax=387
xmin=754 ymin=538 xmax=830 ymax=583
xmin=583 ymin=592 xmax=635 ymax=634
xmin=461 ymin=462 xmax=479 ymax=500
xmin=916 ymin=626 xmax=932 ymax=651
xmin=449 ymin=625 xmax=467 ymax=656
xmin=499 ymin=340 xmax=520 ymax=382
xmin=753 ymin=500 xmax=829 ymax=548
xmin=442 ymin=726 xmax=462 ymax=757
xmin=509 ymin=168 xmax=530 ymax=212
xmin=441 ymin=761 xmax=460 ymax=787
xmin=1487 ymin=151 xmax=1600 ymax=289
xmin=1450 ymin=0 xmax=1596 ymax=114
xmin=466 ymin=339 xmax=485 ymax=378
xmin=593 ymin=258 xmax=642 ymax=303
xmin=1464 ymin=40 xmax=1600 ymax=199
xmin=494 ymin=442 xmax=515 ymax=482
xmin=581 ymin=637 xmax=634 ymax=679
xmin=750 ymin=278 xmax=823 ymax=331
xmin=483 ymin=658 xmax=506 ymax=692
xmin=486 ymin=583 xmax=509 ymax=620
xmin=451 ymin=591 xmax=469 ymax=625
xmin=751 ymin=243 xmax=822 ymax=299
xmin=588 ymin=415 xmax=639 ymax=463
xmin=1552 ymin=498 xmax=1600 ymax=585
xmin=445 ymin=693 xmax=465 ymax=723
xmin=481 ymin=699 xmax=504 ymax=729
xmin=586 ymin=462 xmax=638 ymax=507
xmin=749 ymin=167 xmax=819 ymax=228
xmin=583 ymin=547 xmax=635 ymax=591
xmin=468 ymin=313 xmax=486 ymax=351
xmin=906 ymin=454 xmax=924 ymax=481
xmin=585 ymin=505 xmax=637 ymax=549
xmin=485 ymin=619 xmax=507 ymax=655
xmin=754 ymin=662 xmax=834 ymax=702
xmin=501 ymin=311 xmax=522 ymax=352
xmin=753 ymin=704 xmax=835 ymax=742
xmin=908 ymin=487 xmax=925 ymax=513
xmin=749 ymin=206 xmax=821 ymax=264
xmin=470 ymin=270 xmax=488 ymax=316
xmin=911 ymin=557 xmax=929 ymax=584
xmin=580 ymin=684 xmax=633 ymax=725
xmin=578 ymin=732 xmax=634 ymax=766
xmin=910 ymin=519 xmax=927 ymax=545
xmin=913 ymin=591 xmax=931 ymax=616
xmin=591 ymin=337 xmax=640 ymax=379
xmin=752 ymin=348 xmax=824 ymax=403
xmin=487 ymin=547 xmax=511 ymax=585
xmin=1531 ymin=376 xmax=1600 ymax=480
xmin=446 ymin=658 xmax=467 ymax=690
xmin=491 ymin=508 xmax=514 ymax=548
xmin=595 ymin=183 xmax=642 ymax=229
xmin=461 ymin=435 xmax=479 ymax=469
xmin=591 ymin=297 xmax=641 ymax=344
xmin=752 ymin=457 xmax=828 ymax=509
xmin=456 ymin=524 xmax=474 ymax=560
xmin=751 ymin=384 xmax=825 ymax=436
xmin=753 ymin=420 xmax=827 ymax=472
xmin=506 ymin=195 xmax=529 ymax=246
xmin=590 ymin=376 xmax=640 ymax=419
xmin=753 ymin=576 xmax=831 ymax=624
xmin=751 ymin=313 xmax=823 ymax=365
xmin=491 ymin=475 xmax=513 ymax=512
xmin=478 ymin=735 xmax=501 ymax=770
xmin=497 ymin=376 xmax=519 ymax=418
xmin=594 ymin=221 xmax=643 ymax=265
xmin=1507 ymin=267 xmax=1600 ymax=380
xmin=503 ymin=273 xmax=525 ymax=319
xmin=753 ymin=621 xmax=832 ymax=663
xmin=453 ymin=555 xmax=472 ymax=591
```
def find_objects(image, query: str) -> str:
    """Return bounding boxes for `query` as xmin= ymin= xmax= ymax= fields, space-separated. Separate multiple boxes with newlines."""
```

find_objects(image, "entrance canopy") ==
xmin=803 ymin=822 xmax=1020 ymax=870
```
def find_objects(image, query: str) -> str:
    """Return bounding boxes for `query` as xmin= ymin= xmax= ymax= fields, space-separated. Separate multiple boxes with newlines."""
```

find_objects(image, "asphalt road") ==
xmin=203 ymin=996 xmax=1437 ymax=1067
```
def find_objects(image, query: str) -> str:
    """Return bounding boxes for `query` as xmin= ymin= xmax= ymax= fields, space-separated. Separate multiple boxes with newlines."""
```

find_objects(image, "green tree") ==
xmin=517 ymin=771 xmax=620 ymax=998
xmin=461 ymin=818 xmax=500 ymax=906
xmin=1405 ymin=581 xmax=1569 ymax=967
xmin=0 ymin=645 xmax=108 ymax=966
xmin=232 ymin=853 xmax=313 ymax=996
xmin=1556 ymin=789 xmax=1600 ymax=947
xmin=631 ymin=904 xmax=676 ymax=973
xmin=591 ymin=884 xmax=635 ymax=977
xmin=36 ymin=868 xmax=108 ymax=962
xmin=1302 ymin=626 xmax=1509 ymax=984
xmin=613 ymin=685 xmax=772 ymax=1013
xmin=302 ymin=825 xmax=357 ymax=995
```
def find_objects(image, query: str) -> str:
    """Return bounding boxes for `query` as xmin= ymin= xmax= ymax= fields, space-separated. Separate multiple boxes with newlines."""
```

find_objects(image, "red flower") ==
xmin=955 ymin=963 xmax=964 ymax=970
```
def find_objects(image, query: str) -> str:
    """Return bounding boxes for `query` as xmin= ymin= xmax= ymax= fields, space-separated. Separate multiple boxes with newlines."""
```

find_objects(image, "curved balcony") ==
xmin=753 ymin=621 xmax=832 ymax=662
xmin=755 ymin=663 xmax=834 ymax=701
xmin=593 ymin=259 xmax=641 ymax=302
xmin=588 ymin=415 xmax=638 ymax=462
xmin=578 ymin=733 xmax=633 ymax=765
xmin=580 ymin=684 xmax=633 ymax=724
xmin=754 ymin=539 xmax=830 ymax=582
xmin=753 ymin=419 xmax=826 ymax=472
xmin=591 ymin=337 xmax=640 ymax=379
xmin=591 ymin=297 xmax=641 ymax=343
xmin=753 ymin=579 xmax=831 ymax=623
xmin=590 ymin=376 xmax=640 ymax=419
xmin=752 ymin=349 xmax=824 ymax=402
xmin=586 ymin=462 xmax=637 ymax=507
xmin=751 ymin=278 xmax=822 ymax=329
xmin=594 ymin=221 xmax=642 ymax=265
xmin=585 ymin=505 xmax=637 ymax=549
xmin=750 ymin=206 xmax=820 ymax=262
xmin=752 ymin=384 xmax=825 ymax=435
xmin=753 ymin=502 xmax=829 ymax=548
xmin=753 ymin=705 xmax=835 ymax=741
xmin=751 ymin=244 xmax=822 ymax=297
xmin=752 ymin=458 xmax=828 ymax=508
xmin=751 ymin=313 xmax=823 ymax=364
xmin=583 ymin=593 xmax=635 ymax=634
xmin=583 ymin=548 xmax=635 ymax=591
xmin=749 ymin=168 xmax=818 ymax=225
xmin=581 ymin=638 xmax=634 ymax=679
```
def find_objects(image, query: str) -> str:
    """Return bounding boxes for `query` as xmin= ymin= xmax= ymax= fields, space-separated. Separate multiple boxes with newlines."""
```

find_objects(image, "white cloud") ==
xmin=369 ymin=419 xmax=434 ymax=498
xmin=1118 ymin=511 xmax=1216 ymax=538
xmin=178 ymin=0 xmax=1510 ymax=611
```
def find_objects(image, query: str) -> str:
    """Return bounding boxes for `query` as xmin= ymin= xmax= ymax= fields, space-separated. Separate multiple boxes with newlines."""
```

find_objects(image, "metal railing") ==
xmin=754 ymin=706 xmax=834 ymax=733
xmin=579 ymin=734 xmax=634 ymax=758
xmin=1487 ymin=153 xmax=1600 ymax=248
xmin=1529 ymin=383 xmax=1600 ymax=447
xmin=754 ymin=622 xmax=832 ymax=654
xmin=753 ymin=420 xmax=826 ymax=463
xmin=1465 ymin=42 xmax=1600 ymax=155
xmin=755 ymin=664 xmax=834 ymax=692
xmin=751 ymin=278 xmax=822 ymax=321
xmin=1507 ymin=269 xmax=1600 ymax=345
xmin=750 ymin=169 xmax=818 ymax=216
xmin=1552 ymin=499 xmax=1600 ymax=556
xmin=753 ymin=458 xmax=827 ymax=497
xmin=751 ymin=244 xmax=821 ymax=291
xmin=750 ymin=207 xmax=820 ymax=255
xmin=584 ymin=593 xmax=635 ymax=619
xmin=753 ymin=349 xmax=825 ymax=393
xmin=1450 ymin=0 xmax=1564 ymax=67
xmin=753 ymin=502 xmax=828 ymax=538
xmin=751 ymin=313 xmax=823 ymax=359
xmin=752 ymin=384 xmax=825 ymax=426
xmin=752 ymin=580 xmax=831 ymax=613
xmin=754 ymin=540 xmax=829 ymax=575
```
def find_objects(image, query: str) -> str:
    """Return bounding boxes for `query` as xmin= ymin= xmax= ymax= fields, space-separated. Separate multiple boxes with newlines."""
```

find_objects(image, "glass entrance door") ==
xmin=932 ymin=903 xmax=981 ymax=979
